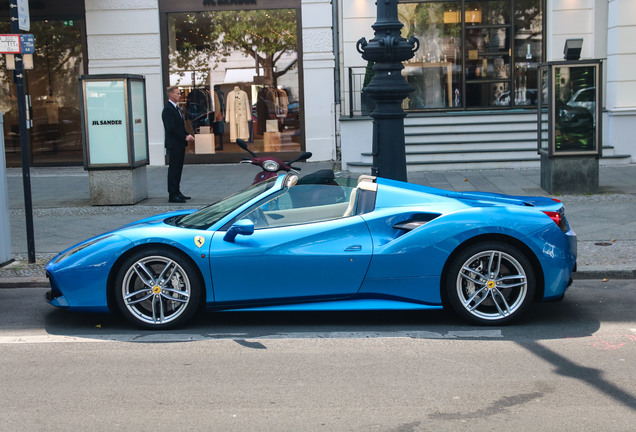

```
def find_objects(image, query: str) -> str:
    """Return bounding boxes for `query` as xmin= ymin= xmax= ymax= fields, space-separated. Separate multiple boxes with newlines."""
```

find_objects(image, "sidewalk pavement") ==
xmin=2 ymin=162 xmax=636 ymax=287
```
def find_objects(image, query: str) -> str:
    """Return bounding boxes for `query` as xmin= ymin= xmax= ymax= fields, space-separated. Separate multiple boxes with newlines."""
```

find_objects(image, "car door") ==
xmin=209 ymin=214 xmax=373 ymax=304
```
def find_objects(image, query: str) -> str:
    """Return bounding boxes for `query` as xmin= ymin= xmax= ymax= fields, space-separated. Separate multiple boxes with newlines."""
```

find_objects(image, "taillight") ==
xmin=543 ymin=211 xmax=568 ymax=232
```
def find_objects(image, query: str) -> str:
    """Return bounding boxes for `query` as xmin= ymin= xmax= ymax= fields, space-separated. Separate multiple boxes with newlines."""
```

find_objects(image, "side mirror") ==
xmin=223 ymin=219 xmax=255 ymax=243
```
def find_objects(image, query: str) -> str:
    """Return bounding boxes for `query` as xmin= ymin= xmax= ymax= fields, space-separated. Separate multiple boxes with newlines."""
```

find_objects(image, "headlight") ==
xmin=559 ymin=108 xmax=575 ymax=122
xmin=262 ymin=160 xmax=280 ymax=172
xmin=51 ymin=235 xmax=113 ymax=264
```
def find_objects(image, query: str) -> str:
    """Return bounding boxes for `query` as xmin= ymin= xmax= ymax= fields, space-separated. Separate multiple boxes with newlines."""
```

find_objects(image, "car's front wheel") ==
xmin=114 ymin=248 xmax=202 ymax=329
xmin=446 ymin=241 xmax=535 ymax=325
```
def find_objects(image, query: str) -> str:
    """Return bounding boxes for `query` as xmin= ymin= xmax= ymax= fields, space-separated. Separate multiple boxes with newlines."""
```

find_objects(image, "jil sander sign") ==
xmin=203 ymin=0 xmax=257 ymax=5
xmin=92 ymin=120 xmax=123 ymax=126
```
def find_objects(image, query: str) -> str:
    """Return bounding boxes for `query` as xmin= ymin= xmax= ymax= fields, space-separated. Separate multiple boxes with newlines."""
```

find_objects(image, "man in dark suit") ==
xmin=162 ymin=86 xmax=195 ymax=203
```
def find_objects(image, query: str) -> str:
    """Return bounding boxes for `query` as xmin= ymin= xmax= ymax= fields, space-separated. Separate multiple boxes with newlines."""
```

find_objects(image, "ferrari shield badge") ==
xmin=194 ymin=236 xmax=205 ymax=248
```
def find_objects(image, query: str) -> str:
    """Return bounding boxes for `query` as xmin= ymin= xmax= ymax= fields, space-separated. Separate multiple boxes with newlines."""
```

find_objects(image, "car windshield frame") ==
xmin=176 ymin=178 xmax=277 ymax=230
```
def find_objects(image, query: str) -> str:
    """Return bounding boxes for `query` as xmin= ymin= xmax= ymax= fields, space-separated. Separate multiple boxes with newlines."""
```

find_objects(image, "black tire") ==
xmin=445 ymin=241 xmax=535 ymax=325
xmin=114 ymin=247 xmax=203 ymax=329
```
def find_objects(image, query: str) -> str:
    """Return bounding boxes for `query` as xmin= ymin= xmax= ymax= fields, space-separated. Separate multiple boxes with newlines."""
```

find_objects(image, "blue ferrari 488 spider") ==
xmin=46 ymin=171 xmax=576 ymax=329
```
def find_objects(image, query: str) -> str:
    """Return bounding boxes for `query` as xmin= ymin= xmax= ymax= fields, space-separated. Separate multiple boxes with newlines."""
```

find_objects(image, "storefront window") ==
xmin=1 ymin=19 xmax=85 ymax=166
xmin=167 ymin=9 xmax=301 ymax=159
xmin=400 ymin=2 xmax=462 ymax=109
xmin=513 ymin=0 xmax=543 ymax=106
xmin=398 ymin=0 xmax=543 ymax=110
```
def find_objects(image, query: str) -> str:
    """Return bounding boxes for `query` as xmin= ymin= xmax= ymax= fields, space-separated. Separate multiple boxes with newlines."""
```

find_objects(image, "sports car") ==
xmin=46 ymin=171 xmax=577 ymax=329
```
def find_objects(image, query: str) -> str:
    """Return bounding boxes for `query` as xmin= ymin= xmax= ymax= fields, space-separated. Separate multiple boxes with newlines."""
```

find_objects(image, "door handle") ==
xmin=345 ymin=245 xmax=362 ymax=252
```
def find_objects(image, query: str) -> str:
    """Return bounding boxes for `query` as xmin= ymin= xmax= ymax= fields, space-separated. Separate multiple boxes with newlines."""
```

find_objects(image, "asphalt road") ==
xmin=0 ymin=280 xmax=635 ymax=431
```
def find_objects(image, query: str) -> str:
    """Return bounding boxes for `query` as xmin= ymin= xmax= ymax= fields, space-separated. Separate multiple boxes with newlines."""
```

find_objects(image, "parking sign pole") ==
xmin=10 ymin=0 xmax=36 ymax=263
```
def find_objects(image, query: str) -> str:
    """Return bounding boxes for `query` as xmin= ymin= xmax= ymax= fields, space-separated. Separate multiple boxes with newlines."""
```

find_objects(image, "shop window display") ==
xmin=167 ymin=9 xmax=300 ymax=159
xmin=398 ymin=0 xmax=543 ymax=110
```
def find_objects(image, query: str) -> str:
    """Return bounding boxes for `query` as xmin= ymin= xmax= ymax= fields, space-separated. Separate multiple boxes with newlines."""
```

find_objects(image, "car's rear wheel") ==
xmin=446 ymin=241 xmax=535 ymax=325
xmin=114 ymin=248 xmax=202 ymax=329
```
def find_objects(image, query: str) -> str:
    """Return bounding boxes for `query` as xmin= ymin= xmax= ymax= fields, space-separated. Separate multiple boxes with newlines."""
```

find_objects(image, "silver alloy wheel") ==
xmin=455 ymin=250 xmax=528 ymax=321
xmin=121 ymin=255 xmax=192 ymax=325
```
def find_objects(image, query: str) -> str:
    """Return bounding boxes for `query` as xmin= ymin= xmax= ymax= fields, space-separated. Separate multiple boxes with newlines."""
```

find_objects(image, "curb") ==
xmin=0 ymin=277 xmax=49 ymax=288
xmin=1 ymin=270 xmax=634 ymax=289
xmin=571 ymin=269 xmax=636 ymax=280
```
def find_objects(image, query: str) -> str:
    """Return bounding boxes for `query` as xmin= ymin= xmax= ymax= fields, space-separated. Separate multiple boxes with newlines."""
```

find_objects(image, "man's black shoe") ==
xmin=178 ymin=193 xmax=191 ymax=200
xmin=169 ymin=195 xmax=186 ymax=203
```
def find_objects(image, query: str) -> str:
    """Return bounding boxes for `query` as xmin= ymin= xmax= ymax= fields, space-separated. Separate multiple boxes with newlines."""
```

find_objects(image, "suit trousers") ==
xmin=167 ymin=146 xmax=186 ymax=196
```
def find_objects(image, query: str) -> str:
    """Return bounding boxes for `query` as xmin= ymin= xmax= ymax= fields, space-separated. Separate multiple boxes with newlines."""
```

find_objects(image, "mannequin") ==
xmin=256 ymin=86 xmax=279 ymax=135
xmin=225 ymin=86 xmax=250 ymax=142
xmin=213 ymin=85 xmax=225 ymax=150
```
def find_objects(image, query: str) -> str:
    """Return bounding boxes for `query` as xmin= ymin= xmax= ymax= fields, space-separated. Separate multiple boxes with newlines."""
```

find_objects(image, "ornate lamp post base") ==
xmin=357 ymin=0 xmax=419 ymax=181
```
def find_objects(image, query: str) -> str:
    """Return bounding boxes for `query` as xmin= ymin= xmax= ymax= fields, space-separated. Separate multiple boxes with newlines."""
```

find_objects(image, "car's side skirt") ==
xmin=212 ymin=299 xmax=443 ymax=312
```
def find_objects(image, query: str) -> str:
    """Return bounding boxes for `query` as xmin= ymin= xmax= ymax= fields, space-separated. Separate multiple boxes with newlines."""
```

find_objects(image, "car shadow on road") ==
xmin=37 ymin=280 xmax=636 ymax=342
xmin=38 ymin=287 xmax=602 ymax=342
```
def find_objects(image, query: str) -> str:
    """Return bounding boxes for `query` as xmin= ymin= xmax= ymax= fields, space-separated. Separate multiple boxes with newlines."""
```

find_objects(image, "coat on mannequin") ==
xmin=225 ymin=86 xmax=250 ymax=142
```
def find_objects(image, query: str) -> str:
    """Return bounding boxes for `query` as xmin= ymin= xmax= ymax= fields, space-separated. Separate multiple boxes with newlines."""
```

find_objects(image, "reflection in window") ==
xmin=555 ymin=66 xmax=596 ymax=152
xmin=398 ymin=0 xmax=544 ymax=110
xmin=400 ymin=2 xmax=462 ymax=109
xmin=0 ymin=20 xmax=85 ymax=166
xmin=167 ymin=9 xmax=301 ymax=156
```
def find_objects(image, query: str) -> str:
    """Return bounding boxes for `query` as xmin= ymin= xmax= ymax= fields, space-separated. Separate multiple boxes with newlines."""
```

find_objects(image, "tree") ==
xmin=171 ymin=9 xmax=298 ymax=86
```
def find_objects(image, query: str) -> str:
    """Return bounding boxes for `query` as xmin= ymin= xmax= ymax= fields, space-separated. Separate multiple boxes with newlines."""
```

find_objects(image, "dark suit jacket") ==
xmin=162 ymin=101 xmax=188 ymax=149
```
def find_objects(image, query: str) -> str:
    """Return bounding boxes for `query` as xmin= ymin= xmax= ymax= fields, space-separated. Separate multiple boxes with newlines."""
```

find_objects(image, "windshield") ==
xmin=176 ymin=178 xmax=276 ymax=230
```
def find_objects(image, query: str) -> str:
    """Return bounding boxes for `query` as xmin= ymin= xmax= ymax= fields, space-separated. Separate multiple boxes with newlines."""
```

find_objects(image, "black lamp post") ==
xmin=356 ymin=0 xmax=419 ymax=181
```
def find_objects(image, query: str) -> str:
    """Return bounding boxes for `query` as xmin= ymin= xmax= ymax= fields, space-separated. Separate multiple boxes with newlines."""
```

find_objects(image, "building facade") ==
xmin=339 ymin=0 xmax=636 ymax=170
xmin=1 ymin=0 xmax=634 ymax=170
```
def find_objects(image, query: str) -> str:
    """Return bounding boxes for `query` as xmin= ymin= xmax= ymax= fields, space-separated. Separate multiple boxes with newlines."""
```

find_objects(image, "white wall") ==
xmin=85 ymin=0 xmax=165 ymax=165
xmin=606 ymin=0 xmax=636 ymax=110
xmin=549 ymin=0 xmax=595 ymax=61
xmin=605 ymin=0 xmax=636 ymax=161
xmin=301 ymin=0 xmax=337 ymax=161
xmin=338 ymin=0 xmax=376 ymax=167
xmin=340 ymin=117 xmax=372 ymax=171
xmin=341 ymin=0 xmax=375 ymax=69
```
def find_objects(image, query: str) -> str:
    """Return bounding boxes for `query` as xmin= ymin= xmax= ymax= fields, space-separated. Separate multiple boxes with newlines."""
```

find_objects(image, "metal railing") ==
xmin=346 ymin=67 xmax=368 ymax=118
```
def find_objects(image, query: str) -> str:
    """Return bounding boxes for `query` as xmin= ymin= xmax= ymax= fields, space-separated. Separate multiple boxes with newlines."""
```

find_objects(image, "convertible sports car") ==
xmin=46 ymin=172 xmax=577 ymax=329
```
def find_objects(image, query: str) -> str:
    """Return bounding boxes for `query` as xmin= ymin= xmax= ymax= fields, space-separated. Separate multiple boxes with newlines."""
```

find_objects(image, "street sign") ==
xmin=17 ymin=0 xmax=30 ymax=31
xmin=0 ymin=34 xmax=20 ymax=53
xmin=5 ymin=53 xmax=34 ymax=70
xmin=20 ymin=33 xmax=34 ymax=53
xmin=0 ymin=34 xmax=34 ymax=54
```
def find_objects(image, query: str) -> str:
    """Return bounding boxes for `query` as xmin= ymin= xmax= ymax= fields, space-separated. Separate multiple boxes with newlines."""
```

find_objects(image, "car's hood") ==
xmin=118 ymin=209 xmax=195 ymax=229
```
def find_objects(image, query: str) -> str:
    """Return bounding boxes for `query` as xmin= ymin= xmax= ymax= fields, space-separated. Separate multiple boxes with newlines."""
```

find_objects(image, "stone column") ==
xmin=302 ymin=0 xmax=337 ymax=161
xmin=606 ymin=0 xmax=636 ymax=162
xmin=85 ymin=0 xmax=164 ymax=166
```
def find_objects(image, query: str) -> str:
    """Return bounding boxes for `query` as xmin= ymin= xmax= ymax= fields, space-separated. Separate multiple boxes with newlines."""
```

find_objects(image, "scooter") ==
xmin=236 ymin=138 xmax=312 ymax=185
